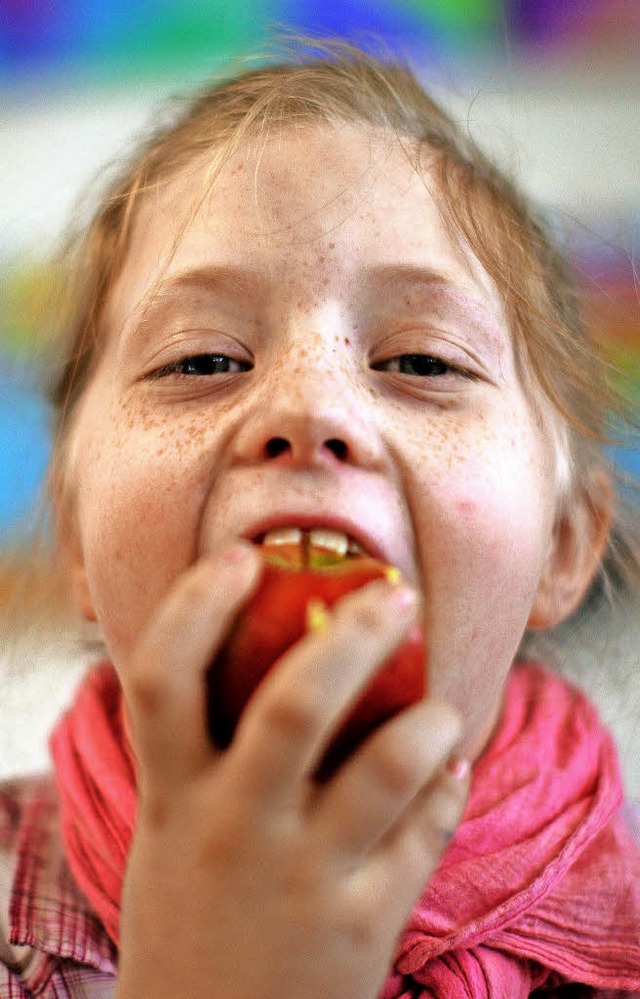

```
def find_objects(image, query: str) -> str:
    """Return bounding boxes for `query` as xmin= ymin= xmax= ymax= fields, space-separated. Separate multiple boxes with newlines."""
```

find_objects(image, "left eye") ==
xmin=154 ymin=354 xmax=252 ymax=377
xmin=372 ymin=354 xmax=455 ymax=377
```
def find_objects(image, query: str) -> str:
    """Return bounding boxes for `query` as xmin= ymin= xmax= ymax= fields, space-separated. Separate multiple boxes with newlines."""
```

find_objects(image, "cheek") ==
xmin=73 ymin=405 xmax=218 ymax=655
xmin=410 ymin=425 xmax=555 ymax=735
xmin=415 ymin=420 xmax=552 ymax=575
xmin=418 ymin=473 xmax=548 ymax=637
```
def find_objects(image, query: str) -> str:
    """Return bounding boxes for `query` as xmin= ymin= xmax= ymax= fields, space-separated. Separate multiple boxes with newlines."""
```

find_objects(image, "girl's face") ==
xmin=64 ymin=126 xmax=573 ymax=759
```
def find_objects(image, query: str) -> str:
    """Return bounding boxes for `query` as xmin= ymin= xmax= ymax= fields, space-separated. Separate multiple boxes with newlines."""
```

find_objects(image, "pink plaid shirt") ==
xmin=2 ymin=773 xmax=639 ymax=998
xmin=0 ymin=776 xmax=116 ymax=997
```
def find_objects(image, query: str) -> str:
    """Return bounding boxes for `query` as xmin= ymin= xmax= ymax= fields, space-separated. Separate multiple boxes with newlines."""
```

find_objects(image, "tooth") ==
xmin=308 ymin=528 xmax=349 ymax=556
xmin=262 ymin=527 xmax=303 ymax=547
xmin=347 ymin=538 xmax=364 ymax=556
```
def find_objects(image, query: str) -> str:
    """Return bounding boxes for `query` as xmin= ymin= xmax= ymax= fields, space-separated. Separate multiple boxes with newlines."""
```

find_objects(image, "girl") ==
xmin=2 ymin=39 xmax=640 ymax=998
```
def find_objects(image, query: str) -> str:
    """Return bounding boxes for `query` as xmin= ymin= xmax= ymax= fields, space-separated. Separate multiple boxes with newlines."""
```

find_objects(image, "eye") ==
xmin=152 ymin=353 xmax=253 ymax=378
xmin=372 ymin=354 xmax=459 ymax=377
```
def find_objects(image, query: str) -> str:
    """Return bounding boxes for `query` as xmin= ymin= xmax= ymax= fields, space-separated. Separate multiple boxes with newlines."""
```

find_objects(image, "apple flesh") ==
xmin=207 ymin=549 xmax=426 ymax=781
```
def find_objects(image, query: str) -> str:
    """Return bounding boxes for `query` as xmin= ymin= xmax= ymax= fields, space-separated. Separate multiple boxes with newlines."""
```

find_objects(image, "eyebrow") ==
xmin=366 ymin=263 xmax=459 ymax=291
xmin=140 ymin=265 xmax=266 ymax=313
xmin=139 ymin=263 xmax=485 ymax=306
xmin=118 ymin=265 xmax=265 ymax=351
xmin=364 ymin=263 xmax=507 ymax=350
xmin=134 ymin=262 xmax=492 ymax=316
xmin=364 ymin=263 xmax=495 ymax=311
xmin=120 ymin=261 xmax=506 ymax=357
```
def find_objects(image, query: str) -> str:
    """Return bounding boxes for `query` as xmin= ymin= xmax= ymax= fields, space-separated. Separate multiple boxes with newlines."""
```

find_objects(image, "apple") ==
xmin=207 ymin=549 xmax=426 ymax=781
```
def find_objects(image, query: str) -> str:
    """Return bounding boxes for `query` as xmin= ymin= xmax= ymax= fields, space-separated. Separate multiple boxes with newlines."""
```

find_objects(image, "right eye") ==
xmin=152 ymin=353 xmax=253 ymax=377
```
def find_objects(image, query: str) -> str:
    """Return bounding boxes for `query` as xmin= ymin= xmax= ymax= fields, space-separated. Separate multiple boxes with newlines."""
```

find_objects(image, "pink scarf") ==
xmin=50 ymin=660 xmax=640 ymax=995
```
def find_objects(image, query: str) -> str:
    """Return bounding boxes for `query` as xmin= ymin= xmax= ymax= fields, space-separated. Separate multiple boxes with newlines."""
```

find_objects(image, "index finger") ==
xmin=123 ymin=543 xmax=262 ymax=788
xmin=225 ymin=577 xmax=419 ymax=807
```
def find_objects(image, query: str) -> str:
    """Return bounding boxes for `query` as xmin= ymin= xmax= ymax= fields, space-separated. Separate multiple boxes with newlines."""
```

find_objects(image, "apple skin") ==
xmin=207 ymin=554 xmax=426 ymax=781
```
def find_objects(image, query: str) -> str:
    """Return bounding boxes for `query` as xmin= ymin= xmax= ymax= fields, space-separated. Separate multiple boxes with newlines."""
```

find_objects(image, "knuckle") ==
xmin=280 ymin=853 xmax=318 ymax=899
xmin=139 ymin=788 xmax=170 ymax=830
xmin=179 ymin=569 xmax=210 ymax=607
xmin=201 ymin=810 xmax=251 ymax=866
xmin=344 ymin=904 xmax=380 ymax=950
xmin=428 ymin=783 xmax=466 ymax=842
xmin=260 ymin=686 xmax=323 ymax=742
xmin=127 ymin=667 xmax=164 ymax=718
xmin=349 ymin=600 xmax=385 ymax=637
xmin=371 ymin=742 xmax=422 ymax=798
xmin=408 ymin=823 xmax=449 ymax=868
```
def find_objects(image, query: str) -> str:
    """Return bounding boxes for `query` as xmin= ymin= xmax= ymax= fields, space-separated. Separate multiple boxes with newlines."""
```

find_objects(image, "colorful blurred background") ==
xmin=1 ymin=0 xmax=639 ymax=544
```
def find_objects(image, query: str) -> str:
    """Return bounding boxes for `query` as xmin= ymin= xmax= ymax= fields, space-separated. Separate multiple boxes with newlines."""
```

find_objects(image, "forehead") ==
xmin=106 ymin=125 xmax=503 ymax=333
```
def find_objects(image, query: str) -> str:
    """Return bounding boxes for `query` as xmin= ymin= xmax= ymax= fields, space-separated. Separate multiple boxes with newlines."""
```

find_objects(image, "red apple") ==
xmin=207 ymin=550 xmax=426 ymax=781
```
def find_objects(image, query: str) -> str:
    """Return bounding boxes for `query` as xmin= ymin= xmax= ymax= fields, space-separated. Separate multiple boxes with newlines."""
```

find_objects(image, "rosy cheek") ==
xmin=454 ymin=497 xmax=479 ymax=517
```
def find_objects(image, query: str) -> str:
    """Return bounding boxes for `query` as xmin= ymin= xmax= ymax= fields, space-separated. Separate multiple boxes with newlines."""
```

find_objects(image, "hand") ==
xmin=115 ymin=542 xmax=468 ymax=999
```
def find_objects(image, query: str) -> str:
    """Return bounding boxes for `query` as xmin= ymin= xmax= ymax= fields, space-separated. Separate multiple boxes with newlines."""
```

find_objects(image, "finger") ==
xmin=311 ymin=699 xmax=462 ymax=864
xmin=226 ymin=578 xmax=419 ymax=807
xmin=354 ymin=760 xmax=471 ymax=927
xmin=124 ymin=542 xmax=262 ymax=786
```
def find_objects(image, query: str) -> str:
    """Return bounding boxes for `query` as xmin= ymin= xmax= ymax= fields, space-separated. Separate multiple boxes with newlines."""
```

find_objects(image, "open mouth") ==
xmin=253 ymin=526 xmax=366 ymax=569
xmin=209 ymin=525 xmax=422 ymax=778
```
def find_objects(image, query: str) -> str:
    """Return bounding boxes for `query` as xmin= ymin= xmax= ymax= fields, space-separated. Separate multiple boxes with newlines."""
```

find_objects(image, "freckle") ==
xmin=328 ymin=242 xmax=335 ymax=249
xmin=457 ymin=499 xmax=476 ymax=514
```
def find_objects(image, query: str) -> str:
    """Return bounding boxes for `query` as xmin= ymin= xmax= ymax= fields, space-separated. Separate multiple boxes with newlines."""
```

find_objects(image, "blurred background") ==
xmin=0 ymin=1 xmax=639 ymax=785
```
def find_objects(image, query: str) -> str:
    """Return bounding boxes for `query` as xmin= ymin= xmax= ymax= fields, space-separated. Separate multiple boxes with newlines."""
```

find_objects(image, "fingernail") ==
xmin=221 ymin=542 xmax=253 ymax=565
xmin=447 ymin=754 xmax=471 ymax=782
xmin=393 ymin=585 xmax=417 ymax=610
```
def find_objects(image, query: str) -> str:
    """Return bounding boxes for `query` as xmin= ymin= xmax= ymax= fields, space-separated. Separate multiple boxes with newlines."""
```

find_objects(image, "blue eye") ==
xmin=155 ymin=354 xmax=252 ymax=377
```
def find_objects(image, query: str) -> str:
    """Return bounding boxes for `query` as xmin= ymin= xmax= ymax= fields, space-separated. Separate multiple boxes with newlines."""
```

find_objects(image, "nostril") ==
xmin=263 ymin=436 xmax=349 ymax=462
xmin=326 ymin=439 xmax=348 ymax=461
xmin=265 ymin=437 xmax=290 ymax=459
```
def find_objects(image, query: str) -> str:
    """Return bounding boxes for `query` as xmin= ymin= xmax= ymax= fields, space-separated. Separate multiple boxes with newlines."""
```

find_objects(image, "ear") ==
xmin=53 ymin=475 xmax=97 ymax=623
xmin=527 ymin=469 xmax=613 ymax=630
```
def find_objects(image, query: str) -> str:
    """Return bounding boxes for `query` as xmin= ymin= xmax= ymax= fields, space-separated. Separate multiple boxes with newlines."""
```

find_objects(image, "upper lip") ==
xmin=240 ymin=513 xmax=387 ymax=563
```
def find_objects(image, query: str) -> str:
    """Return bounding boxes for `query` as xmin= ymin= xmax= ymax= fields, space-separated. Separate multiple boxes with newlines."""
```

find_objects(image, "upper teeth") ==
xmin=261 ymin=527 xmax=364 ymax=556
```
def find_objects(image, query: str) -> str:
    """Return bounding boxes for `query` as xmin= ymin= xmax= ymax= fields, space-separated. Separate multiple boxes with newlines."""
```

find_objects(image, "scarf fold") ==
xmin=50 ymin=663 xmax=136 ymax=946
xmin=50 ymin=660 xmax=640 ymax=995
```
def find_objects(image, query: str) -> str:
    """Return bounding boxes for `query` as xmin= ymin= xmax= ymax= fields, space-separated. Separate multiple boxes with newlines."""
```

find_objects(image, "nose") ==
xmin=229 ymin=359 xmax=384 ymax=471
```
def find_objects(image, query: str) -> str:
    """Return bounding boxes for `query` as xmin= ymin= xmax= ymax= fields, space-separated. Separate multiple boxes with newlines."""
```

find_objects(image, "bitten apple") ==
xmin=207 ymin=547 xmax=426 ymax=781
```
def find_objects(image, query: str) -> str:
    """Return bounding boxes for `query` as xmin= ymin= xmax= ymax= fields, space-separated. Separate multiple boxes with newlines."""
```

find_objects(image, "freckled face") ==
xmin=66 ymin=127 xmax=561 ymax=758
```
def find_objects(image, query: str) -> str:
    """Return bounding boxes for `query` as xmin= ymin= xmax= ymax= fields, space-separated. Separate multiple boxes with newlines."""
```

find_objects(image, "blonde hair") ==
xmin=48 ymin=38 xmax=639 ymax=607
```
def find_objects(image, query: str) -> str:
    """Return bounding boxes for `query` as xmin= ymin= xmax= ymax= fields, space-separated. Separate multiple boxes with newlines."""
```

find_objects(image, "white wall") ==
xmin=1 ymin=65 xmax=639 ymax=260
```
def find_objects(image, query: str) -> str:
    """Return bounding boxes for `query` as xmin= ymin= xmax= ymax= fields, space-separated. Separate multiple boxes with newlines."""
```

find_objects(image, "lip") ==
xmin=240 ymin=513 xmax=390 ymax=565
